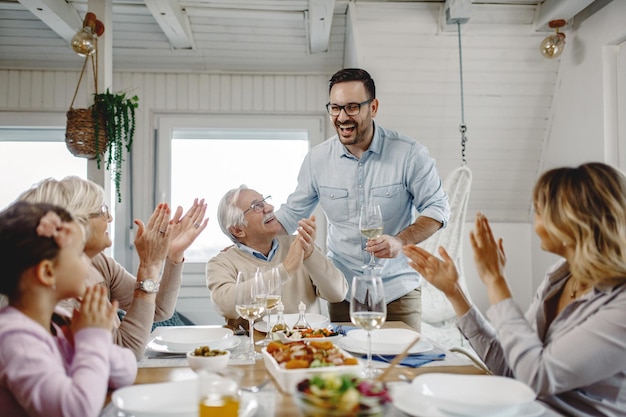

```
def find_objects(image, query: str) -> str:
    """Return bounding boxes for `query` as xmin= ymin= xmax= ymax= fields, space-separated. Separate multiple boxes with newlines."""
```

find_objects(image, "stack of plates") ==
xmin=338 ymin=328 xmax=433 ymax=355
xmin=392 ymin=373 xmax=544 ymax=417
xmin=146 ymin=325 xmax=240 ymax=354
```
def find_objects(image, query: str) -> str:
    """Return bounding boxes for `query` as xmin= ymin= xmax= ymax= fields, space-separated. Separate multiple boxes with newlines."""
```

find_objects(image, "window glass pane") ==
xmin=170 ymin=133 xmax=309 ymax=263
xmin=0 ymin=136 xmax=87 ymax=210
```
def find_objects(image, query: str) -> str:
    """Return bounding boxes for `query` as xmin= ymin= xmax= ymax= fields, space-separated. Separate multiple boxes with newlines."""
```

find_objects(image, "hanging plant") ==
xmin=92 ymin=89 xmax=139 ymax=202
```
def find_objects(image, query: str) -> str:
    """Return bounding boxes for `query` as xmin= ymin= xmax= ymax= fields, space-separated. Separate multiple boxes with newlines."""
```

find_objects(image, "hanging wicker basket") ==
xmin=65 ymin=52 xmax=107 ymax=159
xmin=65 ymin=107 xmax=107 ymax=158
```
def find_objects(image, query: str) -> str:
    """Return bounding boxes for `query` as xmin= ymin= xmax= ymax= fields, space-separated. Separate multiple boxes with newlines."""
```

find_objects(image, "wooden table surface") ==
xmin=107 ymin=321 xmax=485 ymax=416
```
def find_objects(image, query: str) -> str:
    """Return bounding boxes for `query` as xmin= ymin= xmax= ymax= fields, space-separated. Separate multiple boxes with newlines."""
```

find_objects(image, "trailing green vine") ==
xmin=92 ymin=89 xmax=139 ymax=202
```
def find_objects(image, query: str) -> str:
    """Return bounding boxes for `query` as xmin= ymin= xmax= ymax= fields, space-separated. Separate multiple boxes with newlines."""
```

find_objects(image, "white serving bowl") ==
xmin=414 ymin=373 xmax=536 ymax=417
xmin=154 ymin=326 xmax=233 ymax=351
xmin=186 ymin=348 xmax=230 ymax=372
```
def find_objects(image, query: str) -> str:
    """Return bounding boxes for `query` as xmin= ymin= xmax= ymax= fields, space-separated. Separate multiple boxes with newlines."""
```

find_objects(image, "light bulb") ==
xmin=71 ymin=27 xmax=96 ymax=57
xmin=540 ymin=19 xmax=567 ymax=59
xmin=540 ymin=33 xmax=566 ymax=58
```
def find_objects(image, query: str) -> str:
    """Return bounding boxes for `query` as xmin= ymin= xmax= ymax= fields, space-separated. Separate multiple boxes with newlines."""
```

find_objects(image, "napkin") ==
xmin=369 ymin=352 xmax=446 ymax=368
xmin=330 ymin=323 xmax=358 ymax=335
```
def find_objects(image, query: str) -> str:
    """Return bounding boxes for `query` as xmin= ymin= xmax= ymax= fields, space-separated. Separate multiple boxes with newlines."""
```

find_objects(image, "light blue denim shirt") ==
xmin=275 ymin=123 xmax=450 ymax=302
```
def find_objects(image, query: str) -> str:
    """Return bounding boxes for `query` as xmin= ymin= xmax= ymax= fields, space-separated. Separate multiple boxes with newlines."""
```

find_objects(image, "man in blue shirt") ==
xmin=274 ymin=68 xmax=450 ymax=330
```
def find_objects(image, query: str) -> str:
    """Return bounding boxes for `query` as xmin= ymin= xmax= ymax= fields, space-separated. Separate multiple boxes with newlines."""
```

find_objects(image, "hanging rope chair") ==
xmin=419 ymin=20 xmax=474 ymax=348
xmin=419 ymin=165 xmax=472 ymax=324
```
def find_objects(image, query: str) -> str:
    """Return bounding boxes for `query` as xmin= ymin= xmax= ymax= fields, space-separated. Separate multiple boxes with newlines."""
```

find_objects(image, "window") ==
xmin=171 ymin=130 xmax=309 ymax=262
xmin=156 ymin=114 xmax=325 ymax=264
xmin=0 ymin=113 xmax=87 ymax=210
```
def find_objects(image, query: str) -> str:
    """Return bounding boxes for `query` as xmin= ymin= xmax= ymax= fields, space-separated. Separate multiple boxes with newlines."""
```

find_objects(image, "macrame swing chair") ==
xmin=419 ymin=18 xmax=474 ymax=350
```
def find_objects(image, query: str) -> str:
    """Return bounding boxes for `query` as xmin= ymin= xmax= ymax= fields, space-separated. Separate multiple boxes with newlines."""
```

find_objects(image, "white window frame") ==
xmin=153 ymin=113 xmax=326 ymax=275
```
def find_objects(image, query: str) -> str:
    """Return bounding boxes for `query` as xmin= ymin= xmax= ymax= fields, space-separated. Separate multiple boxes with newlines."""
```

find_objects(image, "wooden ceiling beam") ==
xmin=144 ymin=0 xmax=195 ymax=50
xmin=307 ymin=0 xmax=335 ymax=54
xmin=534 ymin=0 xmax=596 ymax=31
xmin=18 ymin=0 xmax=82 ymax=43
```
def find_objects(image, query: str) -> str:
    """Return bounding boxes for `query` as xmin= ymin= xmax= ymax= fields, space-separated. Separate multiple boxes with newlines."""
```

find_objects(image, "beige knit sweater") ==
xmin=206 ymin=235 xmax=347 ymax=326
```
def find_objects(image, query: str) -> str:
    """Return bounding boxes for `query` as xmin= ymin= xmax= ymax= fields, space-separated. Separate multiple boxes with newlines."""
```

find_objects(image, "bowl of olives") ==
xmin=187 ymin=345 xmax=230 ymax=372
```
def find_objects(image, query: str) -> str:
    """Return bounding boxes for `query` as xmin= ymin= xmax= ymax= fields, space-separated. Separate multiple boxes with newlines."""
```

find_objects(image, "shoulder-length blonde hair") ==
xmin=17 ymin=176 xmax=104 ymax=231
xmin=533 ymin=162 xmax=626 ymax=286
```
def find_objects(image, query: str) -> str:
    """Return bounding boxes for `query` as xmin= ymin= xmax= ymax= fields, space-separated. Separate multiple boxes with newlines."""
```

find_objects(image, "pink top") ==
xmin=0 ymin=306 xmax=137 ymax=417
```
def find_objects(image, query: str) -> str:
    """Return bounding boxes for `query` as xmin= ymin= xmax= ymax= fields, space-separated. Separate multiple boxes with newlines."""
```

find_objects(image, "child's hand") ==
xmin=71 ymin=285 xmax=118 ymax=333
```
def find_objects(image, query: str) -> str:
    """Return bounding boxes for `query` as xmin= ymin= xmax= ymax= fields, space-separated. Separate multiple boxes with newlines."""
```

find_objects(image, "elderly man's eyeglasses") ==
xmin=325 ymin=98 xmax=373 ymax=117
xmin=89 ymin=204 xmax=110 ymax=219
xmin=243 ymin=195 xmax=271 ymax=215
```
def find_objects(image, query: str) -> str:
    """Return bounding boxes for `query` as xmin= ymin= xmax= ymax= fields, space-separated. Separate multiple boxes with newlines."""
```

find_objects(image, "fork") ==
xmin=241 ymin=378 xmax=271 ymax=393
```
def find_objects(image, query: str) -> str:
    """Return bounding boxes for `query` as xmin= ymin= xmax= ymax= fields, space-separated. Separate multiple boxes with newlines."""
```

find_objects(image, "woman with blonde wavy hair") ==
xmin=18 ymin=176 xmax=208 ymax=359
xmin=403 ymin=162 xmax=626 ymax=416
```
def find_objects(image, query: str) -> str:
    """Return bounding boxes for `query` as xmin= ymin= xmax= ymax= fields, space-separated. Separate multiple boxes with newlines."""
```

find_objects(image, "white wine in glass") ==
xmin=359 ymin=204 xmax=384 ymax=269
xmin=256 ymin=266 xmax=283 ymax=346
xmin=350 ymin=274 xmax=386 ymax=378
xmin=234 ymin=269 xmax=266 ymax=360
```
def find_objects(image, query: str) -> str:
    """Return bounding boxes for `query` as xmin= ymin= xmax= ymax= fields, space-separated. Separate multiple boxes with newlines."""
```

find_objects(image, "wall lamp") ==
xmin=540 ymin=19 xmax=566 ymax=59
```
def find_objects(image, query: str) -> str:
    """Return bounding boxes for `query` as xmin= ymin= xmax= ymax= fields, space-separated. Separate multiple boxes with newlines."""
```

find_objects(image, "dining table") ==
xmin=101 ymin=321 xmax=563 ymax=417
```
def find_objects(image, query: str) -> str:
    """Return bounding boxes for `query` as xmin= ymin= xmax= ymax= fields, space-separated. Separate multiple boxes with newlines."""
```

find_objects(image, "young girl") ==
xmin=0 ymin=201 xmax=137 ymax=417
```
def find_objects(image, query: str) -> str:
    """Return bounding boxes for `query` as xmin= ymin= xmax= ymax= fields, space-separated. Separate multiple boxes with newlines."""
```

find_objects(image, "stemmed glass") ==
xmin=256 ymin=266 xmax=283 ymax=346
xmin=350 ymin=274 xmax=386 ymax=378
xmin=359 ymin=204 xmax=384 ymax=269
xmin=234 ymin=269 xmax=266 ymax=360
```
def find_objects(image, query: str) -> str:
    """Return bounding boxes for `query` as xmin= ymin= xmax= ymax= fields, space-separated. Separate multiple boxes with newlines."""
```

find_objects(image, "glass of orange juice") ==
xmin=198 ymin=370 xmax=241 ymax=417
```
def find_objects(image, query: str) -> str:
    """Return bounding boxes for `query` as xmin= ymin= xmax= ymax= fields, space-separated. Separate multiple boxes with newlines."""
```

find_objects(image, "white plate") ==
xmin=412 ymin=374 xmax=536 ymax=417
xmin=111 ymin=378 xmax=258 ymax=417
xmin=253 ymin=313 xmax=330 ymax=333
xmin=338 ymin=328 xmax=433 ymax=355
xmin=112 ymin=379 xmax=197 ymax=417
xmin=152 ymin=326 xmax=233 ymax=351
xmin=147 ymin=335 xmax=241 ymax=354
xmin=392 ymin=384 xmax=545 ymax=417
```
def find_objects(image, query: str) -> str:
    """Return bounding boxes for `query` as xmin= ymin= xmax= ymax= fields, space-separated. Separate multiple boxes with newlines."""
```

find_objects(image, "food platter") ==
xmin=261 ymin=341 xmax=362 ymax=393
xmin=274 ymin=330 xmax=343 ymax=344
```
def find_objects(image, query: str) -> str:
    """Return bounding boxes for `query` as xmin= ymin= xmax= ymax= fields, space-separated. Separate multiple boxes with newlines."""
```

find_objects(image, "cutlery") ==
xmin=145 ymin=353 xmax=188 ymax=359
xmin=241 ymin=378 xmax=270 ymax=393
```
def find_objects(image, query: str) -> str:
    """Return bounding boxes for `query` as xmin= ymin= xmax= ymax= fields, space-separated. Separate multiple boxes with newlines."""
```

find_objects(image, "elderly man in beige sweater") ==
xmin=206 ymin=185 xmax=347 ymax=328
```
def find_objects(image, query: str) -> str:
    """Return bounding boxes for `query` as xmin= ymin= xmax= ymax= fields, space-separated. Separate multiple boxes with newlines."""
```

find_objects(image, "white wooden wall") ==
xmin=0 ymin=69 xmax=330 ymax=324
xmin=347 ymin=2 xmax=560 ymax=222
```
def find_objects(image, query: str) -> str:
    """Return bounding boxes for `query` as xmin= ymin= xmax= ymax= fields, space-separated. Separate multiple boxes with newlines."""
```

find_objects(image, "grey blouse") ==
xmin=457 ymin=260 xmax=626 ymax=416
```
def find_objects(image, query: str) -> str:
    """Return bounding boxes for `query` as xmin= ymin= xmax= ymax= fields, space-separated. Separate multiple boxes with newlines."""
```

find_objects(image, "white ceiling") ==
xmin=0 ymin=0 xmax=602 ymax=222
xmin=0 ymin=0 xmax=594 ymax=73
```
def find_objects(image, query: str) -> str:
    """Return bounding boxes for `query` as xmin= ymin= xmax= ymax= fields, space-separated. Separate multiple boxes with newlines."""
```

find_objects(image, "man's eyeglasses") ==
xmin=325 ymin=98 xmax=373 ymax=117
xmin=89 ymin=204 xmax=110 ymax=219
xmin=243 ymin=195 xmax=271 ymax=215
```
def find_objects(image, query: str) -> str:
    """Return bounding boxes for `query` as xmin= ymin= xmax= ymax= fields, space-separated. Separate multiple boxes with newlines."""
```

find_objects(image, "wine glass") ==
xmin=234 ymin=269 xmax=266 ymax=360
xmin=256 ymin=266 xmax=283 ymax=346
xmin=359 ymin=204 xmax=384 ymax=269
xmin=350 ymin=274 xmax=386 ymax=378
